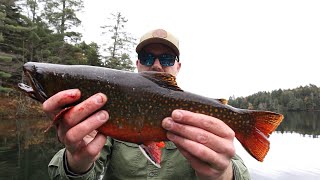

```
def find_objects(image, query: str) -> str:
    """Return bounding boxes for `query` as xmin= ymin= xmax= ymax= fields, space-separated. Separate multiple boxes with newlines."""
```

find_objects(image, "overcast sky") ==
xmin=78 ymin=0 xmax=320 ymax=99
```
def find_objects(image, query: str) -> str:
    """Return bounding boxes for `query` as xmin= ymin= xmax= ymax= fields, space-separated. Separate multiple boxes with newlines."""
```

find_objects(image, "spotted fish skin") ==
xmin=18 ymin=62 xmax=283 ymax=162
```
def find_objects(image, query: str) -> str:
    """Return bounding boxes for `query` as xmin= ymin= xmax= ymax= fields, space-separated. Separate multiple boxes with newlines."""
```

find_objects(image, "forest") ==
xmin=0 ymin=0 xmax=136 ymax=93
xmin=228 ymin=84 xmax=320 ymax=112
xmin=1 ymin=0 xmax=319 ymax=118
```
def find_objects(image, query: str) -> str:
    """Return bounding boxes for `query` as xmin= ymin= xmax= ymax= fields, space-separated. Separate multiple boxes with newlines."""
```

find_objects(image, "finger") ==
xmin=66 ymin=133 xmax=107 ymax=173
xmin=65 ymin=110 xmax=109 ymax=145
xmin=167 ymin=132 xmax=230 ymax=171
xmin=175 ymin=145 xmax=220 ymax=177
xmin=72 ymin=133 xmax=107 ymax=164
xmin=43 ymin=89 xmax=81 ymax=113
xmin=162 ymin=118 xmax=235 ymax=154
xmin=63 ymin=93 xmax=107 ymax=127
xmin=83 ymin=133 xmax=107 ymax=161
xmin=83 ymin=130 xmax=98 ymax=144
xmin=171 ymin=110 xmax=235 ymax=138
xmin=177 ymin=145 xmax=233 ymax=179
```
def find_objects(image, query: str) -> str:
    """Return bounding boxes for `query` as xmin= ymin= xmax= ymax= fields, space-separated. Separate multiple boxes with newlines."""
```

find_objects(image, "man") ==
xmin=46 ymin=29 xmax=250 ymax=179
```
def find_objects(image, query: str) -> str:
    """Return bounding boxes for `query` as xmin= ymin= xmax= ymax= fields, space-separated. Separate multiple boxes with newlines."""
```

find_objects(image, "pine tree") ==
xmin=0 ymin=1 xmax=26 ymax=92
xmin=40 ymin=0 xmax=83 ymax=42
xmin=0 ymin=1 xmax=34 ymax=55
xmin=0 ymin=53 xmax=13 ymax=93
xmin=77 ymin=41 xmax=103 ymax=66
xmin=101 ymin=12 xmax=136 ymax=71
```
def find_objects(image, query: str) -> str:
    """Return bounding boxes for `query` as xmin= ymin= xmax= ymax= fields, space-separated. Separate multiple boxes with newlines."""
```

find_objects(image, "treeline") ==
xmin=0 ymin=0 xmax=136 ymax=92
xmin=228 ymin=84 xmax=320 ymax=112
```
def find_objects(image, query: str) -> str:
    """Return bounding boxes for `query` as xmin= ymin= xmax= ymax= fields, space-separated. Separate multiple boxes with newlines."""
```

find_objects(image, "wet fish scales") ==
xmin=18 ymin=62 xmax=284 ymax=162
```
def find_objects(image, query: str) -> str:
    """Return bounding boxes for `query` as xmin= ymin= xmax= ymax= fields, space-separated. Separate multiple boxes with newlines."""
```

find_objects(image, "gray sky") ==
xmin=79 ymin=0 xmax=320 ymax=98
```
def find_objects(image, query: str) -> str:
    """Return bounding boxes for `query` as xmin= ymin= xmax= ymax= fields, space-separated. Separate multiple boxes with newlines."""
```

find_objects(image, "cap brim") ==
xmin=136 ymin=38 xmax=180 ymax=56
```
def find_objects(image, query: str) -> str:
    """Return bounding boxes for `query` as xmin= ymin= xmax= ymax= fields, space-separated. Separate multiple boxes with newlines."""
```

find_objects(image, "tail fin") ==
xmin=235 ymin=111 xmax=284 ymax=162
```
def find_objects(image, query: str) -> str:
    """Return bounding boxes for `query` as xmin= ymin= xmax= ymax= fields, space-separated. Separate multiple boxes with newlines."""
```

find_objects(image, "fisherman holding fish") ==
xmin=44 ymin=29 xmax=251 ymax=179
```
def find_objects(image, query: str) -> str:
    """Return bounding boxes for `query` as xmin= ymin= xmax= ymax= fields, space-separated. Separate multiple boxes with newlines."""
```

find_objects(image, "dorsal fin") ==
xmin=216 ymin=98 xmax=228 ymax=105
xmin=140 ymin=71 xmax=183 ymax=91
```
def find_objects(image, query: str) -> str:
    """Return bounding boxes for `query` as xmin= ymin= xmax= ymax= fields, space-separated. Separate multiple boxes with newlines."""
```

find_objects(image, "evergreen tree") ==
xmin=26 ymin=0 xmax=38 ymax=22
xmin=0 ymin=1 xmax=29 ymax=92
xmin=0 ymin=3 xmax=4 ymax=42
xmin=0 ymin=1 xmax=34 ymax=56
xmin=17 ymin=0 xmax=39 ymax=22
xmin=40 ymin=0 xmax=83 ymax=42
xmin=78 ymin=41 xmax=103 ymax=66
xmin=101 ymin=12 xmax=136 ymax=71
xmin=0 ymin=53 xmax=13 ymax=93
xmin=228 ymin=84 xmax=320 ymax=112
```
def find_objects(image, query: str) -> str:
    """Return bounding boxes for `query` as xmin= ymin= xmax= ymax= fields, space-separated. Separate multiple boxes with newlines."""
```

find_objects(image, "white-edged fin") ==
xmin=139 ymin=145 xmax=161 ymax=168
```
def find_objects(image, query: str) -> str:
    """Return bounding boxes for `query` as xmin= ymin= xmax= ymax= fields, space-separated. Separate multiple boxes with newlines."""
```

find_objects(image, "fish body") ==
xmin=18 ymin=62 xmax=283 ymax=165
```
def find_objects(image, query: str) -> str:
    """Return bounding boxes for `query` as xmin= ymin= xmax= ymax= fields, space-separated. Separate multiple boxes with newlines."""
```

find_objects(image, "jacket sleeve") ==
xmin=48 ymin=137 xmax=113 ymax=180
xmin=231 ymin=154 xmax=251 ymax=180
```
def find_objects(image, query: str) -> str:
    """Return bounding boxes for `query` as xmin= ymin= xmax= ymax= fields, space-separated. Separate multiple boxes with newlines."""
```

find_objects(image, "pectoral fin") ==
xmin=139 ymin=141 xmax=165 ymax=168
xmin=44 ymin=106 xmax=73 ymax=133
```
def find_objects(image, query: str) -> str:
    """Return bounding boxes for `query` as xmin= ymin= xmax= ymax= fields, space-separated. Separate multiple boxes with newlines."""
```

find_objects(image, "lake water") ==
xmin=235 ymin=111 xmax=320 ymax=180
xmin=0 ymin=111 xmax=319 ymax=179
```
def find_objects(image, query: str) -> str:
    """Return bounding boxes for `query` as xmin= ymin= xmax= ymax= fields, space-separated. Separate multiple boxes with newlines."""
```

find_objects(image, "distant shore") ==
xmin=0 ymin=93 xmax=45 ymax=119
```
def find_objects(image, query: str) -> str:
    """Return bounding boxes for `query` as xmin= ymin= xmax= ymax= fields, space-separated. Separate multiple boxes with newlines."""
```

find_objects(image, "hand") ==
xmin=162 ymin=110 xmax=235 ymax=180
xmin=43 ymin=89 xmax=109 ymax=174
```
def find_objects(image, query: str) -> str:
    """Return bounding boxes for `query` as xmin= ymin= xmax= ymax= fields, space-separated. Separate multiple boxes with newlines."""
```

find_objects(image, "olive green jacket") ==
xmin=48 ymin=137 xmax=250 ymax=180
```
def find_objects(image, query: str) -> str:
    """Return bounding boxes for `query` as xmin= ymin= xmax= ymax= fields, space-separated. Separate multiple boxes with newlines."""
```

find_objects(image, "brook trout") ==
xmin=18 ymin=62 xmax=283 ymax=167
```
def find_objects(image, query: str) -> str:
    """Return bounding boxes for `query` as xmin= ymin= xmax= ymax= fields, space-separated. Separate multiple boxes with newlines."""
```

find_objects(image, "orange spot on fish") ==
xmin=156 ymin=141 xmax=165 ymax=148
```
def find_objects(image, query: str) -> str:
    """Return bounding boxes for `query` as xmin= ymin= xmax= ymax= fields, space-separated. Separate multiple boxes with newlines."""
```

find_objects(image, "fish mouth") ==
xmin=18 ymin=65 xmax=47 ymax=102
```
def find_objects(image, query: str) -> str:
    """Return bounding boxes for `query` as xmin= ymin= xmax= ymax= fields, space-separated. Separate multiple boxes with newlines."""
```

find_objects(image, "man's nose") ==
xmin=151 ymin=58 xmax=162 ymax=71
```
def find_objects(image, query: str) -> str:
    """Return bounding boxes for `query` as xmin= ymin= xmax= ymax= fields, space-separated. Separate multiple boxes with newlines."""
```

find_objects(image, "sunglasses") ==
xmin=138 ymin=51 xmax=179 ymax=67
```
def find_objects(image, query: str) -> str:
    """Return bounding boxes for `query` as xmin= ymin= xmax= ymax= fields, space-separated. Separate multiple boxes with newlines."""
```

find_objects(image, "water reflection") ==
xmin=235 ymin=111 xmax=320 ymax=180
xmin=0 ymin=112 xmax=319 ymax=179
xmin=277 ymin=111 xmax=320 ymax=137
xmin=0 ymin=117 xmax=63 ymax=179
xmin=235 ymin=132 xmax=320 ymax=180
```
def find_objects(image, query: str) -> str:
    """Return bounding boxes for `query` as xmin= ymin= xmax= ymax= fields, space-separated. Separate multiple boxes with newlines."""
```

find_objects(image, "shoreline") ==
xmin=0 ymin=92 xmax=45 ymax=119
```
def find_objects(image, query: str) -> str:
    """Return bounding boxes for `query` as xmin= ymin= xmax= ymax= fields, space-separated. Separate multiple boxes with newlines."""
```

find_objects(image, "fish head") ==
xmin=18 ymin=62 xmax=48 ymax=103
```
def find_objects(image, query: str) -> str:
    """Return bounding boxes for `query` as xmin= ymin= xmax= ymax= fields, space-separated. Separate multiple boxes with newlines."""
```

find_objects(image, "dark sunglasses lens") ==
xmin=139 ymin=53 xmax=154 ymax=66
xmin=159 ymin=54 xmax=176 ymax=66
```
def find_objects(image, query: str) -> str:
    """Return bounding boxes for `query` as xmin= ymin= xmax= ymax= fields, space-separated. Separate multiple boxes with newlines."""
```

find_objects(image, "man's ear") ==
xmin=177 ymin=62 xmax=181 ymax=73
xmin=136 ymin=59 xmax=139 ymax=66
